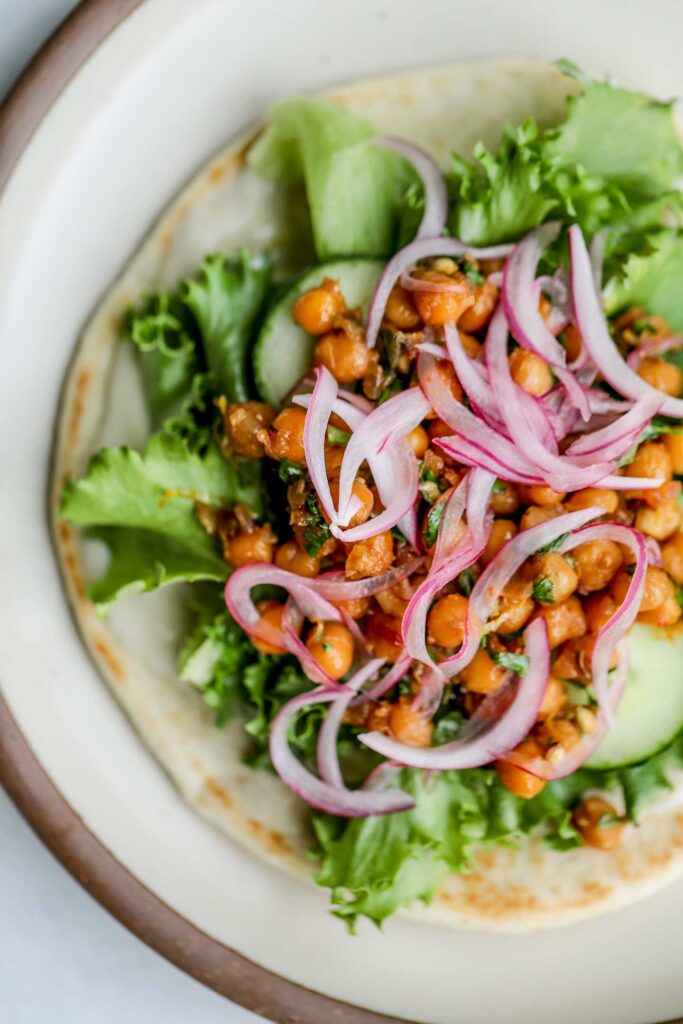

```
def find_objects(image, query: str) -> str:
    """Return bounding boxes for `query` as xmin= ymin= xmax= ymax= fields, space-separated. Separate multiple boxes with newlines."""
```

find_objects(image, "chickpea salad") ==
xmin=61 ymin=64 xmax=683 ymax=927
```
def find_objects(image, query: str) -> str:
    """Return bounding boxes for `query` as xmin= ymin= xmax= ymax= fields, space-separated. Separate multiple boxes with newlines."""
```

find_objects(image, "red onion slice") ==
xmin=626 ymin=336 xmax=683 ymax=371
xmin=362 ymin=652 xmax=414 ymax=702
xmin=565 ymin=392 xmax=664 ymax=462
xmin=366 ymin=236 xmax=513 ymax=349
xmin=359 ymin=618 xmax=549 ymax=769
xmin=269 ymin=687 xmax=414 ymax=817
xmin=336 ymin=436 xmax=419 ymax=542
xmin=502 ymin=641 xmax=629 ymax=780
xmin=317 ymin=659 xmax=385 ymax=787
xmin=373 ymin=135 xmax=448 ymax=240
xmin=444 ymin=323 xmax=508 ymax=433
xmin=302 ymin=366 xmax=339 ymax=523
xmin=311 ymin=557 xmax=423 ymax=602
xmin=432 ymin=474 xmax=469 ymax=572
xmin=569 ymin=224 xmax=683 ymax=418
xmin=400 ymin=272 xmax=469 ymax=294
xmin=502 ymin=222 xmax=566 ymax=366
xmin=282 ymin=603 xmax=340 ymax=687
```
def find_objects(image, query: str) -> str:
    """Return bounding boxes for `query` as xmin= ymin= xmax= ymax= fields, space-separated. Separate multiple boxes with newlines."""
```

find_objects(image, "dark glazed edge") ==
xmin=0 ymin=2 xmax=405 ymax=1021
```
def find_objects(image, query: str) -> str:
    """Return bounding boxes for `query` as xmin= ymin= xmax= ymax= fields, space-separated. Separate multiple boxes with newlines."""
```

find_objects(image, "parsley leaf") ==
xmin=532 ymin=575 xmax=555 ymax=603
xmin=423 ymin=501 xmax=446 ymax=548
xmin=489 ymin=650 xmax=530 ymax=675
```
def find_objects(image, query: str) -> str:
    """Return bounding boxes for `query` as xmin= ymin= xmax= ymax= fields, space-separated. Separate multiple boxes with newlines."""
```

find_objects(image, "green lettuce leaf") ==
xmin=248 ymin=99 xmax=418 ymax=260
xmin=603 ymin=227 xmax=683 ymax=332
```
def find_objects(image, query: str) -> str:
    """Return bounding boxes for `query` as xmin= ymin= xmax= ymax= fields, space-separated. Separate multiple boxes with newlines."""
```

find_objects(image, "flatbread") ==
xmin=52 ymin=58 xmax=683 ymax=931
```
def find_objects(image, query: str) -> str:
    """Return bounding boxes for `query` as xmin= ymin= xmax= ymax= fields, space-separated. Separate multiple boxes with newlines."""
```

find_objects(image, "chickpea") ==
xmin=565 ymin=487 xmax=619 ymax=515
xmin=436 ymin=360 xmax=463 ymax=403
xmin=573 ymin=539 xmax=622 ymax=594
xmin=325 ymin=443 xmax=345 ymax=476
xmin=406 ymin=425 xmax=429 ymax=458
xmin=490 ymin=480 xmax=520 ymax=516
xmin=662 ymin=532 xmax=683 ymax=585
xmin=638 ymin=358 xmax=683 ymax=397
xmin=635 ymin=497 xmax=681 ymax=541
xmin=460 ymin=649 xmax=508 ymax=694
xmin=615 ymin=308 xmax=671 ymax=347
xmin=366 ymin=611 xmax=404 ymax=662
xmin=428 ymin=417 xmax=454 ymax=441
xmin=252 ymin=600 xmax=291 ymax=655
xmin=535 ymin=596 xmax=587 ymax=648
xmin=314 ymin=331 xmax=371 ymax=383
xmin=274 ymin=540 xmax=321 ymax=578
xmin=572 ymin=797 xmax=624 ymax=851
xmin=519 ymin=505 xmax=561 ymax=531
xmin=223 ymin=401 xmax=275 ymax=458
xmin=292 ymin=279 xmax=344 ymax=335
xmin=333 ymin=595 xmax=371 ymax=620
xmin=638 ymin=592 xmax=682 ymax=627
xmin=481 ymin=519 xmax=517 ymax=565
xmin=584 ymin=591 xmax=618 ymax=634
xmin=611 ymin=565 xmax=672 ymax=612
xmin=305 ymin=622 xmax=355 ymax=680
xmin=539 ymin=294 xmax=562 ymax=335
xmin=663 ymin=434 xmax=683 ymax=475
xmin=624 ymin=441 xmax=672 ymax=484
xmin=526 ymin=552 xmax=578 ymax=604
xmin=223 ymin=525 xmax=276 ymax=569
xmin=412 ymin=269 xmax=475 ymax=326
xmin=545 ymin=717 xmax=581 ymax=750
xmin=458 ymin=279 xmax=499 ymax=332
xmin=517 ymin=484 xmax=566 ymax=508
xmin=385 ymin=284 xmax=421 ymax=329
xmin=495 ymin=739 xmax=546 ymax=799
xmin=376 ymin=587 xmax=409 ymax=618
xmin=537 ymin=675 xmax=568 ymax=719
xmin=459 ymin=332 xmax=482 ymax=358
xmin=329 ymin=478 xmax=374 ymax=529
xmin=495 ymin=580 xmax=535 ymax=634
xmin=427 ymin=593 xmax=468 ymax=648
xmin=389 ymin=697 xmax=433 ymax=747
xmin=508 ymin=348 xmax=553 ymax=396
xmin=261 ymin=406 xmax=307 ymax=463
xmin=563 ymin=323 xmax=583 ymax=362
xmin=345 ymin=531 xmax=394 ymax=580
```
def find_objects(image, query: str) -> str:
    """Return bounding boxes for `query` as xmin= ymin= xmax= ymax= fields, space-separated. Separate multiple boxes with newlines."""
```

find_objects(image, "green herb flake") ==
xmin=532 ymin=575 xmax=555 ymax=603
xmin=458 ymin=567 xmax=476 ymax=596
xmin=423 ymin=501 xmax=446 ymax=548
xmin=327 ymin=425 xmax=351 ymax=446
xmin=489 ymin=650 xmax=530 ymax=675
xmin=278 ymin=459 xmax=305 ymax=483
xmin=492 ymin=479 xmax=507 ymax=494
xmin=536 ymin=533 xmax=569 ymax=554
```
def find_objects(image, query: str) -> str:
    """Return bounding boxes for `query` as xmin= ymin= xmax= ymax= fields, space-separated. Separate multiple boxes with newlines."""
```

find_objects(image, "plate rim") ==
xmin=0 ymin=4 xmax=405 ymax=1021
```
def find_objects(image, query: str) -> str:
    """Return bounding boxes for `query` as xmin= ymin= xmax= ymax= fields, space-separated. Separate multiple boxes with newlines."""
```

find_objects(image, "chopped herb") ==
xmin=457 ymin=257 xmax=485 ymax=285
xmin=632 ymin=318 xmax=657 ymax=336
xmin=418 ymin=462 xmax=445 ymax=505
xmin=377 ymin=379 xmax=403 ymax=405
xmin=675 ymin=585 xmax=683 ymax=609
xmin=302 ymin=490 xmax=332 ymax=557
xmin=423 ymin=502 xmax=446 ymax=548
xmin=624 ymin=562 xmax=637 ymax=576
xmin=490 ymin=650 xmax=530 ymax=675
xmin=458 ymin=567 xmax=476 ymax=596
xmin=564 ymin=553 xmax=577 ymax=570
xmin=278 ymin=459 xmax=305 ymax=483
xmin=532 ymin=575 xmax=555 ymax=603
xmin=492 ymin=478 xmax=507 ymax=494
xmin=391 ymin=526 xmax=407 ymax=543
xmin=597 ymin=811 xmax=622 ymax=828
xmin=327 ymin=425 xmax=351 ymax=446
xmin=536 ymin=533 xmax=569 ymax=554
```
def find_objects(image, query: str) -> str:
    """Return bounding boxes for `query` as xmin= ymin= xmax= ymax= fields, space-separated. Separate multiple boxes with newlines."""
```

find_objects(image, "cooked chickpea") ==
xmin=292 ymin=279 xmax=344 ymax=335
xmin=545 ymin=717 xmax=581 ymax=750
xmin=427 ymin=593 xmax=468 ymax=648
xmin=635 ymin=497 xmax=681 ymax=541
xmin=428 ymin=417 xmax=455 ymax=441
xmin=333 ymin=595 xmax=371 ymax=620
xmin=537 ymin=675 xmax=568 ymax=719
xmin=385 ymin=284 xmax=421 ymax=329
xmin=495 ymin=578 xmax=535 ymax=634
xmin=584 ymin=591 xmax=618 ymax=634
xmin=458 ymin=279 xmax=499 ymax=332
xmin=389 ymin=697 xmax=433 ymax=747
xmin=611 ymin=565 xmax=672 ymax=612
xmin=638 ymin=358 xmax=683 ymax=397
xmin=345 ymin=531 xmax=394 ymax=580
xmin=663 ymin=434 xmax=683 ymax=475
xmin=252 ymin=600 xmax=290 ymax=655
xmin=223 ymin=526 xmax=276 ymax=569
xmin=616 ymin=308 xmax=671 ymax=346
xmin=490 ymin=480 xmax=520 ymax=516
xmin=519 ymin=505 xmax=561 ymax=531
xmin=366 ymin=611 xmax=404 ymax=662
xmin=517 ymin=484 xmax=566 ymax=508
xmin=625 ymin=441 xmax=673 ymax=484
xmin=412 ymin=269 xmax=475 ymax=326
xmin=508 ymin=348 xmax=553 ymax=396
xmin=662 ymin=532 xmax=683 ymax=585
xmin=572 ymin=797 xmax=624 ymax=851
xmin=314 ymin=331 xmax=371 ymax=383
xmin=495 ymin=739 xmax=546 ymax=799
xmin=638 ymin=592 xmax=682 ymax=627
xmin=535 ymin=596 xmax=587 ymax=648
xmin=274 ymin=540 xmax=320 ymax=578
xmin=562 ymin=323 xmax=583 ymax=362
xmin=565 ymin=487 xmax=619 ymax=515
xmin=376 ymin=587 xmax=409 ymax=618
xmin=325 ymin=443 xmax=345 ymax=476
xmin=261 ymin=406 xmax=307 ymax=463
xmin=407 ymin=425 xmax=429 ymax=458
xmin=460 ymin=649 xmax=508 ymax=694
xmin=224 ymin=402 xmax=275 ymax=458
xmin=305 ymin=622 xmax=355 ymax=680
xmin=573 ymin=539 xmax=622 ymax=594
xmin=526 ymin=552 xmax=578 ymax=604
xmin=458 ymin=331 xmax=482 ymax=358
xmin=481 ymin=519 xmax=517 ymax=565
xmin=329 ymin=478 xmax=374 ymax=528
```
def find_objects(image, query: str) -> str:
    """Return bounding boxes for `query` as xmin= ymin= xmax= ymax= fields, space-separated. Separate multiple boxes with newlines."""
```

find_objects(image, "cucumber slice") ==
xmin=586 ymin=623 xmax=683 ymax=770
xmin=253 ymin=259 xmax=384 ymax=406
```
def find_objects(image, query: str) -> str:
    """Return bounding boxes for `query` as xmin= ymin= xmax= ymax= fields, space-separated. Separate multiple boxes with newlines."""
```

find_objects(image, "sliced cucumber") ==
xmin=586 ymin=624 xmax=683 ymax=770
xmin=253 ymin=259 xmax=384 ymax=406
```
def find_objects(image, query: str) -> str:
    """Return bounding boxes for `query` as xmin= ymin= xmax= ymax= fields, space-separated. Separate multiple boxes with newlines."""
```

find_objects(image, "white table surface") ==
xmin=0 ymin=4 xmax=261 ymax=1021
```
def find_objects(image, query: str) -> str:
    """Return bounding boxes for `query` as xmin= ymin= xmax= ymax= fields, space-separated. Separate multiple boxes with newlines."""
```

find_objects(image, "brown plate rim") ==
xmin=1 ymin=5 xmax=682 ymax=1024
xmin=0 ymin=2 xmax=404 ymax=1020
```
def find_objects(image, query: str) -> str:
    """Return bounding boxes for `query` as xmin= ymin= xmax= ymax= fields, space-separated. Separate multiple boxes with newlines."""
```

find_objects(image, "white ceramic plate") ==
xmin=2 ymin=2 xmax=683 ymax=1022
